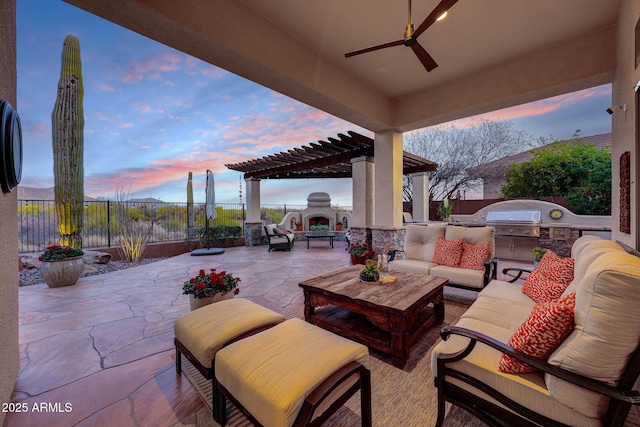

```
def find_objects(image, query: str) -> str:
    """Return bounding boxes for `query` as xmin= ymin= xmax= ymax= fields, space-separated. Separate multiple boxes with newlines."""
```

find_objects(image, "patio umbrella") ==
xmin=191 ymin=170 xmax=224 ymax=256
xmin=205 ymin=170 xmax=217 ymax=222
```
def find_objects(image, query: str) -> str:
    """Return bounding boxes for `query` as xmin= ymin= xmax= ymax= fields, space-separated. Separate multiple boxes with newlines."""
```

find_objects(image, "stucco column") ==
xmin=245 ymin=177 xmax=261 ymax=222
xmin=412 ymin=171 xmax=430 ymax=222
xmin=351 ymin=156 xmax=374 ymax=227
xmin=374 ymin=130 xmax=403 ymax=227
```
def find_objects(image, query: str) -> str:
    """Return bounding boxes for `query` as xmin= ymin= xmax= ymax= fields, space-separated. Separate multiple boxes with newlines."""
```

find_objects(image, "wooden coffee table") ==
xmin=299 ymin=265 xmax=447 ymax=368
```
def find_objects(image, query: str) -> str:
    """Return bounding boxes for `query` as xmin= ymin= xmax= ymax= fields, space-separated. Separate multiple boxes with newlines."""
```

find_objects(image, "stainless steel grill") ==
xmin=486 ymin=210 xmax=541 ymax=237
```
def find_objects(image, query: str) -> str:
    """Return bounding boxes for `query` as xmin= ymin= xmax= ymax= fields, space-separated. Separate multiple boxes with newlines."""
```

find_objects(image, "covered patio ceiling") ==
xmin=225 ymin=131 xmax=437 ymax=180
xmin=64 ymin=0 xmax=619 ymax=133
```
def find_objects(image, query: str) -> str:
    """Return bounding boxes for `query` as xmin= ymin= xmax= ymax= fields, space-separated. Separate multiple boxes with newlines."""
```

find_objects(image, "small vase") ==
xmin=189 ymin=291 xmax=234 ymax=311
xmin=359 ymin=272 xmax=379 ymax=283
xmin=40 ymin=256 xmax=84 ymax=288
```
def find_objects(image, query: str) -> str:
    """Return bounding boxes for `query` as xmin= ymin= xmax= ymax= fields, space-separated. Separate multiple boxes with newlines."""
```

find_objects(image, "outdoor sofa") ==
xmin=432 ymin=235 xmax=640 ymax=426
xmin=389 ymin=224 xmax=496 ymax=290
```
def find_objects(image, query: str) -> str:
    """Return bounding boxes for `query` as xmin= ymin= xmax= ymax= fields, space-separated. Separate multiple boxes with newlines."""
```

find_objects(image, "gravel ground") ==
xmin=19 ymin=257 xmax=169 ymax=287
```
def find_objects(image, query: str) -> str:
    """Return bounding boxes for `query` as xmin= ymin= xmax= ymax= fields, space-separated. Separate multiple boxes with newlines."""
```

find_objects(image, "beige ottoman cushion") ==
xmin=216 ymin=318 xmax=369 ymax=427
xmin=174 ymin=298 xmax=285 ymax=368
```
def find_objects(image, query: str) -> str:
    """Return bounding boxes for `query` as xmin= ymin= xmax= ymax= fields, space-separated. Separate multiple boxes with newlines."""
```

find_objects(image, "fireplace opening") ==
xmin=308 ymin=217 xmax=329 ymax=228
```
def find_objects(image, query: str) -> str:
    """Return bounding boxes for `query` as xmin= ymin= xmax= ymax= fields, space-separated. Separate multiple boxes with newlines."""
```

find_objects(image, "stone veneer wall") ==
xmin=536 ymin=228 xmax=580 ymax=258
xmin=0 ymin=1 xmax=19 ymax=424
xmin=244 ymin=222 xmax=264 ymax=246
xmin=349 ymin=226 xmax=406 ymax=255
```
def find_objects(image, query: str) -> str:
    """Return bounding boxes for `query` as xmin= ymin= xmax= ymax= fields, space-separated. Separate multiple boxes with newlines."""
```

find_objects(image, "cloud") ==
xmin=121 ymin=51 xmax=183 ymax=83
xmin=447 ymin=85 xmax=612 ymax=129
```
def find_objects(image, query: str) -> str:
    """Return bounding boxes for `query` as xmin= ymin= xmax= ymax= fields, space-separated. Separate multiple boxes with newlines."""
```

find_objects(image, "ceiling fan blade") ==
xmin=345 ymin=39 xmax=405 ymax=58
xmin=410 ymin=42 xmax=438 ymax=72
xmin=412 ymin=0 xmax=459 ymax=39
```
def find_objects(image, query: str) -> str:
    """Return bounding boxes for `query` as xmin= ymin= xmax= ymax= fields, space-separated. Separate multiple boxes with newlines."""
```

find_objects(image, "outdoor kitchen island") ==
xmin=299 ymin=265 xmax=447 ymax=368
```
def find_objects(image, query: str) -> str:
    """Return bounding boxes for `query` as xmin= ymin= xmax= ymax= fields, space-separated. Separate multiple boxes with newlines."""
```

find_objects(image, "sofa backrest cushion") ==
xmin=404 ymin=225 xmax=445 ymax=262
xmin=570 ymin=235 xmax=603 ymax=259
xmin=445 ymin=226 xmax=495 ymax=260
xmin=563 ymin=239 xmax=625 ymax=296
xmin=264 ymin=224 xmax=281 ymax=236
xmin=547 ymin=250 xmax=640 ymax=417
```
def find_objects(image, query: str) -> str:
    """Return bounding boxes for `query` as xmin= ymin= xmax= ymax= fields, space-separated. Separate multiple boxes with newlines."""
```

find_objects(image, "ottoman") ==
xmin=173 ymin=298 xmax=285 ymax=421
xmin=216 ymin=318 xmax=372 ymax=426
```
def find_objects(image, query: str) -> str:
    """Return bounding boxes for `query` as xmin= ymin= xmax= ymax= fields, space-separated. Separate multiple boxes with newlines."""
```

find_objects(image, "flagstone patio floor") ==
xmin=4 ymin=241 xmax=529 ymax=427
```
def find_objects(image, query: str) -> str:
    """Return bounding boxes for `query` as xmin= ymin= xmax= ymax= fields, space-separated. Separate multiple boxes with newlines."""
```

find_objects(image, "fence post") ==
xmin=107 ymin=200 xmax=111 ymax=247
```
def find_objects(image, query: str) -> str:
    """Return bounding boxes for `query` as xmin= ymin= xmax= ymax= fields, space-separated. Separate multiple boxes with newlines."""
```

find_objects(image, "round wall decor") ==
xmin=0 ymin=99 xmax=23 ymax=193
xmin=549 ymin=208 xmax=564 ymax=220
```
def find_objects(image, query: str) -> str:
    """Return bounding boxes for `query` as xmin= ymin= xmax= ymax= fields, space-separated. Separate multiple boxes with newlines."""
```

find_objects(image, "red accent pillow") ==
xmin=498 ymin=292 xmax=576 ymax=374
xmin=521 ymin=250 xmax=574 ymax=303
xmin=458 ymin=241 xmax=491 ymax=271
xmin=432 ymin=238 xmax=464 ymax=267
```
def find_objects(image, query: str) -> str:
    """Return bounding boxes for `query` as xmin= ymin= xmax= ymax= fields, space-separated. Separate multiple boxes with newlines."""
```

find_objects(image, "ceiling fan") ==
xmin=344 ymin=0 xmax=459 ymax=72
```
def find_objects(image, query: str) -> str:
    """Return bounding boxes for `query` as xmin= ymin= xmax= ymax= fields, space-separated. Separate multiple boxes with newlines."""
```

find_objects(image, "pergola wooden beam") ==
xmin=225 ymin=131 xmax=437 ymax=179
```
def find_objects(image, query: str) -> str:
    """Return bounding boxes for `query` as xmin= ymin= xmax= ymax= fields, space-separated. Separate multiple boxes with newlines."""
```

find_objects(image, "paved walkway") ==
xmin=4 ymin=241 xmax=528 ymax=427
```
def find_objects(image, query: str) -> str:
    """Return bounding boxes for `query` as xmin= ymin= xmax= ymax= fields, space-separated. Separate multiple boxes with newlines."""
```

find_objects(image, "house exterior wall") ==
xmin=0 ymin=0 xmax=20 ymax=423
xmin=611 ymin=0 xmax=640 ymax=247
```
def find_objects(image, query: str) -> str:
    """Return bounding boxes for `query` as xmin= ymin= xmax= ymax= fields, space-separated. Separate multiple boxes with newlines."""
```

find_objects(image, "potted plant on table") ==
xmin=359 ymin=262 xmax=380 ymax=283
xmin=39 ymin=245 xmax=85 ymax=288
xmin=183 ymin=268 xmax=241 ymax=311
xmin=346 ymin=242 xmax=374 ymax=265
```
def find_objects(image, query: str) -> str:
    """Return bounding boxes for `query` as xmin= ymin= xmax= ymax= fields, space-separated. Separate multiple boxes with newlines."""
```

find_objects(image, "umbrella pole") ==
xmin=205 ymin=215 xmax=210 ymax=249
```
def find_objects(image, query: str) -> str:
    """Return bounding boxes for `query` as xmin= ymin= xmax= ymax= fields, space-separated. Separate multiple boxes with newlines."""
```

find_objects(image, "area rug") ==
xmin=178 ymin=302 xmax=640 ymax=427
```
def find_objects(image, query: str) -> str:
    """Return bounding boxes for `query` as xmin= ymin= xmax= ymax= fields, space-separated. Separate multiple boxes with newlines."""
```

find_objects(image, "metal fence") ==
xmin=17 ymin=200 xmax=350 ymax=253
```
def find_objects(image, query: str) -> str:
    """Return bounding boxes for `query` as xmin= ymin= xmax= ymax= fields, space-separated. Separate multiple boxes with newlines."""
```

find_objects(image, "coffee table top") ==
xmin=299 ymin=265 xmax=447 ymax=313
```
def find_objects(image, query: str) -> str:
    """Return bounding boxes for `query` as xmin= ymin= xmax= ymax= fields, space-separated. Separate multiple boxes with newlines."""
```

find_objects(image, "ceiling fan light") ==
xmin=437 ymin=11 xmax=448 ymax=21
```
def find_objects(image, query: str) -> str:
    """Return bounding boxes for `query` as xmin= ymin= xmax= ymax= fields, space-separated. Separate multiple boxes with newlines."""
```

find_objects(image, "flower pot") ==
xmin=351 ymin=255 xmax=369 ymax=265
xmin=359 ymin=272 xmax=379 ymax=282
xmin=189 ymin=291 xmax=234 ymax=311
xmin=40 ymin=256 xmax=84 ymax=288
xmin=336 ymin=224 xmax=342 ymax=231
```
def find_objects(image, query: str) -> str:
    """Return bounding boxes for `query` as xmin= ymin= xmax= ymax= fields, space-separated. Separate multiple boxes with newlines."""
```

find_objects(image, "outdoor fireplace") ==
xmin=281 ymin=192 xmax=352 ymax=231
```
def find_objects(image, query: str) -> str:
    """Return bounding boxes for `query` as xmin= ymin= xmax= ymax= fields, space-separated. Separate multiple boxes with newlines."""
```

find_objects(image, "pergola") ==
xmin=225 ymin=131 xmax=437 ymax=231
xmin=225 ymin=131 xmax=437 ymax=179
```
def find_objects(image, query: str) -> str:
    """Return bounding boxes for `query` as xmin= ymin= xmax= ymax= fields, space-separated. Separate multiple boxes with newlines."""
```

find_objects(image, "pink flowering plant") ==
xmin=39 ymin=245 xmax=84 ymax=261
xmin=182 ymin=268 xmax=241 ymax=299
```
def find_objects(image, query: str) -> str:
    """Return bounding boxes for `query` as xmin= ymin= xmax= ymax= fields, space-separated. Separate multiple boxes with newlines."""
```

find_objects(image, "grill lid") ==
xmin=486 ymin=210 xmax=541 ymax=224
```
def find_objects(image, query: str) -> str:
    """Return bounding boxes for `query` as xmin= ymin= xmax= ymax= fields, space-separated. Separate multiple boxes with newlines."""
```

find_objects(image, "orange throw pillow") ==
xmin=458 ymin=241 xmax=491 ymax=271
xmin=499 ymin=293 xmax=576 ymax=374
xmin=432 ymin=237 xmax=464 ymax=267
xmin=521 ymin=250 xmax=574 ymax=303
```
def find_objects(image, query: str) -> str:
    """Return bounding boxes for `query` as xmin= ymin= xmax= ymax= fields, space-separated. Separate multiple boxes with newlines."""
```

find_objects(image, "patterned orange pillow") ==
xmin=432 ymin=238 xmax=464 ymax=267
xmin=498 ymin=293 xmax=576 ymax=374
xmin=522 ymin=250 xmax=574 ymax=303
xmin=458 ymin=241 xmax=491 ymax=271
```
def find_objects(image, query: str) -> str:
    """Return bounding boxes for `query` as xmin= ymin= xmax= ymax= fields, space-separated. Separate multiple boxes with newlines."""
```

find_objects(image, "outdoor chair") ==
xmin=264 ymin=224 xmax=295 ymax=251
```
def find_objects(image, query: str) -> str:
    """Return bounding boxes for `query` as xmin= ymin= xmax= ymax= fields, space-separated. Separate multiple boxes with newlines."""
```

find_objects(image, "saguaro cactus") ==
xmin=187 ymin=171 xmax=194 ymax=228
xmin=52 ymin=35 xmax=84 ymax=249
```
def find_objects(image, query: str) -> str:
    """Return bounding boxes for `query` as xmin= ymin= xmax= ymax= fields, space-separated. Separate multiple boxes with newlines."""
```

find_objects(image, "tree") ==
xmin=500 ymin=133 xmax=611 ymax=215
xmin=403 ymin=120 xmax=546 ymax=201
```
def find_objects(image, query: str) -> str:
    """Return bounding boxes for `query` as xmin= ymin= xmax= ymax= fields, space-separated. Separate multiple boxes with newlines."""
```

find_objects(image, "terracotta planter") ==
xmin=40 ymin=256 xmax=84 ymax=288
xmin=350 ymin=255 xmax=369 ymax=265
xmin=336 ymin=224 xmax=343 ymax=231
xmin=189 ymin=291 xmax=234 ymax=311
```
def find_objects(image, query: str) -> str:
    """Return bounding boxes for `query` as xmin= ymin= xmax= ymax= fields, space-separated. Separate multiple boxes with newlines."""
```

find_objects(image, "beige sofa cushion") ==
xmin=388 ymin=258 xmax=436 ymax=274
xmin=547 ymin=251 xmax=640 ymax=418
xmin=216 ymin=318 xmax=369 ymax=427
xmin=563 ymin=239 xmax=625 ymax=296
xmin=429 ymin=265 xmax=486 ymax=289
xmin=445 ymin=226 xmax=495 ymax=259
xmin=403 ymin=224 xmax=445 ymax=262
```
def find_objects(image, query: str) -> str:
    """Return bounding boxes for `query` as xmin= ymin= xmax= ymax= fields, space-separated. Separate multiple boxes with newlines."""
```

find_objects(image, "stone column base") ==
xmin=244 ymin=222 xmax=265 ymax=246
xmin=348 ymin=226 xmax=406 ymax=255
